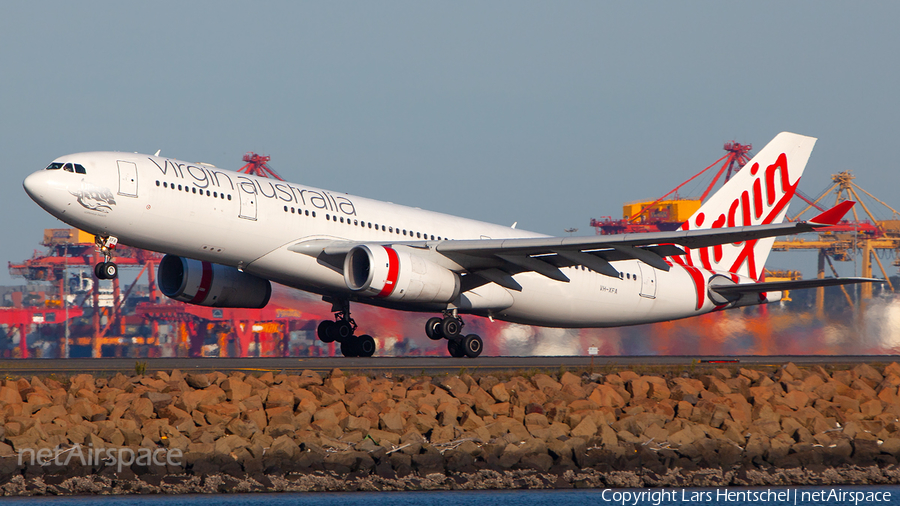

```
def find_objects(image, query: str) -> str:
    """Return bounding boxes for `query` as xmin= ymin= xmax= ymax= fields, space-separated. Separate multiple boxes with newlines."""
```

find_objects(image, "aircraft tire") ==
xmin=441 ymin=317 xmax=461 ymax=338
xmin=103 ymin=262 xmax=119 ymax=279
xmin=94 ymin=262 xmax=107 ymax=280
xmin=425 ymin=317 xmax=443 ymax=340
xmin=333 ymin=321 xmax=354 ymax=342
xmin=463 ymin=334 xmax=483 ymax=358
xmin=447 ymin=338 xmax=465 ymax=358
xmin=357 ymin=335 xmax=376 ymax=357
xmin=317 ymin=321 xmax=336 ymax=343
xmin=340 ymin=339 xmax=359 ymax=357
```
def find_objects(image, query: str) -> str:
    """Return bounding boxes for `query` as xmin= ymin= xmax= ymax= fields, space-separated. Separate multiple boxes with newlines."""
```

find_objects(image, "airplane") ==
xmin=23 ymin=132 xmax=878 ymax=358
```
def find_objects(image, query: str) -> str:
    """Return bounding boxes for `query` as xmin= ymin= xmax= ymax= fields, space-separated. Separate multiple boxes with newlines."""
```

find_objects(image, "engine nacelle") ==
xmin=344 ymin=245 xmax=460 ymax=303
xmin=158 ymin=255 xmax=272 ymax=308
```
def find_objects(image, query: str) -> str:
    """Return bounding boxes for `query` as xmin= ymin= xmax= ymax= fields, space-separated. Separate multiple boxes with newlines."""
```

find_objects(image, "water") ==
xmin=0 ymin=487 xmax=897 ymax=506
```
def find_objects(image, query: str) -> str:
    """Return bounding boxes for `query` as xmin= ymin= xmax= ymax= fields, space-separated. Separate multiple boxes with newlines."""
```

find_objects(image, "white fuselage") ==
xmin=24 ymin=152 xmax=752 ymax=328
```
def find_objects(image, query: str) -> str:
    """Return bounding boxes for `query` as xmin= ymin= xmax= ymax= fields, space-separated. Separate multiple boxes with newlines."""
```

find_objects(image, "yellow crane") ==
xmin=774 ymin=171 xmax=898 ymax=316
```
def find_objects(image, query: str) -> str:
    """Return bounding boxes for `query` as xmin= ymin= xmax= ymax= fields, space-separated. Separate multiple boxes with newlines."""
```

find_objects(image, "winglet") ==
xmin=809 ymin=201 xmax=855 ymax=225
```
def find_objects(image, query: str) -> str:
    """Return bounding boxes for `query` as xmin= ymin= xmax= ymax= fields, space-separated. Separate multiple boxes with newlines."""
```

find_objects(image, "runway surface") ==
xmin=2 ymin=355 xmax=899 ymax=377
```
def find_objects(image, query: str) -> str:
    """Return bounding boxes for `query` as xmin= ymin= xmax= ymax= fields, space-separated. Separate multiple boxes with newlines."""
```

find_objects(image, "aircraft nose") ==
xmin=23 ymin=171 xmax=44 ymax=201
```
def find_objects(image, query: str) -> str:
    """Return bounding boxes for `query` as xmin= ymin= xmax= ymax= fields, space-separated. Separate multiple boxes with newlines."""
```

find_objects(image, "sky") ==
xmin=1 ymin=1 xmax=899 ymax=285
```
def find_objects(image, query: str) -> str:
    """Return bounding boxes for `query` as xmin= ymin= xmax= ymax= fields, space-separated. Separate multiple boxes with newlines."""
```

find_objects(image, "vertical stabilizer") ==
xmin=676 ymin=132 xmax=817 ymax=280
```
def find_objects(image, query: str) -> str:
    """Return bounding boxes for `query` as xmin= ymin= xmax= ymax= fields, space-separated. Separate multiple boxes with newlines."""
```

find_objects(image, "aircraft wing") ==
xmin=290 ymin=202 xmax=856 ymax=290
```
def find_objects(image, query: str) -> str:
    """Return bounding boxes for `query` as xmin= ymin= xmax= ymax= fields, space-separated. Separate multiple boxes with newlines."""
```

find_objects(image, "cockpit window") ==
xmin=46 ymin=162 xmax=86 ymax=174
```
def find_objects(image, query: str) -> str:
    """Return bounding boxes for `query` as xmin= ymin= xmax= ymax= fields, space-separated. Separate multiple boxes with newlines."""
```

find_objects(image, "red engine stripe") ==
xmin=376 ymin=247 xmax=400 ymax=298
xmin=189 ymin=261 xmax=213 ymax=304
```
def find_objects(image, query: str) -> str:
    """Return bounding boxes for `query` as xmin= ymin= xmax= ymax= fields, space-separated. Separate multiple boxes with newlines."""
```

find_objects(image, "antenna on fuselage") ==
xmin=154 ymin=150 xmax=161 ymax=157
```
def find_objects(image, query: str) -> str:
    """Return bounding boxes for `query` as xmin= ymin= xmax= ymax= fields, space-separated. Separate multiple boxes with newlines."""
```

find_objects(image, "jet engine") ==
xmin=344 ymin=245 xmax=459 ymax=303
xmin=158 ymin=255 xmax=272 ymax=308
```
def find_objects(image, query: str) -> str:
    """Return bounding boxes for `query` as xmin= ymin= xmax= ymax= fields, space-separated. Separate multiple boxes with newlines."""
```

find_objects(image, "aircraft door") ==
xmin=117 ymin=161 xmax=138 ymax=197
xmin=238 ymin=189 xmax=257 ymax=221
xmin=637 ymin=263 xmax=657 ymax=299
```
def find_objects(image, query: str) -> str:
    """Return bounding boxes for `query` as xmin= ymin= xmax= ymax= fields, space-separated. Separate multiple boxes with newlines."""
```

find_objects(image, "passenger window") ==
xmin=368 ymin=223 xmax=372 ymax=229
xmin=389 ymin=227 xmax=393 ymax=233
xmin=416 ymin=232 xmax=421 ymax=239
xmin=220 ymin=193 xmax=224 ymax=199
xmin=192 ymin=187 xmax=197 ymax=194
xmin=227 ymin=194 xmax=231 ymax=200
xmin=402 ymin=230 xmax=406 ymax=236
xmin=311 ymin=211 xmax=316 ymax=217
xmin=305 ymin=210 xmax=309 ymax=216
xmin=340 ymin=217 xmax=344 ymax=223
xmin=354 ymin=220 xmax=358 ymax=226
xmin=163 ymin=182 xmax=168 ymax=188
xmin=284 ymin=206 xmax=288 ymax=212
xmin=213 ymin=192 xmax=217 ymax=198
xmin=156 ymin=181 xmax=160 ymax=187
xmin=206 ymin=190 xmax=210 ymax=196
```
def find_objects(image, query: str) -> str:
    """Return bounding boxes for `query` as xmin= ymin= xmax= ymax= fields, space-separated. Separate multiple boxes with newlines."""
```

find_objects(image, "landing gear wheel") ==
xmin=425 ymin=317 xmax=444 ymax=340
xmin=332 ymin=320 xmax=354 ymax=342
xmin=102 ymin=262 xmax=118 ymax=280
xmin=447 ymin=338 xmax=465 ymax=358
xmin=317 ymin=320 xmax=336 ymax=343
xmin=340 ymin=339 xmax=359 ymax=357
xmin=94 ymin=262 xmax=107 ymax=280
xmin=462 ymin=334 xmax=483 ymax=358
xmin=357 ymin=335 xmax=376 ymax=357
xmin=441 ymin=317 xmax=461 ymax=338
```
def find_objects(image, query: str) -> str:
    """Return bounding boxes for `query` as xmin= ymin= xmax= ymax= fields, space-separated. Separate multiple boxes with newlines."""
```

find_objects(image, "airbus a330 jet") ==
xmin=23 ymin=132 xmax=876 ymax=358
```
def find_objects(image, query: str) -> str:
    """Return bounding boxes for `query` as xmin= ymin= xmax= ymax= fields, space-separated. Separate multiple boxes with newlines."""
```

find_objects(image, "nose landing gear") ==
xmin=317 ymin=298 xmax=377 ymax=357
xmin=425 ymin=311 xmax=483 ymax=358
xmin=94 ymin=236 xmax=119 ymax=280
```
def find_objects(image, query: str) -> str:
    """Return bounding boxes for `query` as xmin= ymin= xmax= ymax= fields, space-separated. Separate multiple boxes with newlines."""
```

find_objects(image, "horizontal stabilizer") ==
xmin=711 ymin=277 xmax=881 ymax=295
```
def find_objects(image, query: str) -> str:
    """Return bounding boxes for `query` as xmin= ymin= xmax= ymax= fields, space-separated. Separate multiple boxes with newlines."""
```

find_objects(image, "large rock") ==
xmin=0 ymin=387 xmax=22 ymax=404
xmin=491 ymin=383 xmax=510 ymax=403
xmin=588 ymin=384 xmax=625 ymax=408
xmin=266 ymin=387 xmax=295 ymax=409
xmin=379 ymin=411 xmax=405 ymax=433
xmin=531 ymin=374 xmax=562 ymax=392
xmin=439 ymin=377 xmax=468 ymax=396
xmin=647 ymin=378 xmax=671 ymax=401
xmin=185 ymin=373 xmax=212 ymax=389
xmin=222 ymin=378 xmax=252 ymax=402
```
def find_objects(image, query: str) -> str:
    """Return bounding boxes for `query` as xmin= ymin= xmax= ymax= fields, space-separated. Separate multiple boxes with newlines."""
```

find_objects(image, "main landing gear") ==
xmin=317 ymin=299 xmax=376 ymax=357
xmin=94 ymin=236 xmax=119 ymax=280
xmin=425 ymin=310 xmax=483 ymax=358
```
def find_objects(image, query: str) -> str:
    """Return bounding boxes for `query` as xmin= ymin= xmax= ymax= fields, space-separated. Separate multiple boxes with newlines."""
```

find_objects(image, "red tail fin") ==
xmin=809 ymin=201 xmax=855 ymax=225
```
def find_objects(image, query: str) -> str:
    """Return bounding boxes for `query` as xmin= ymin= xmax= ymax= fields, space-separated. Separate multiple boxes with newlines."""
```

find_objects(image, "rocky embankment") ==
xmin=3 ymin=362 xmax=900 ymax=495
